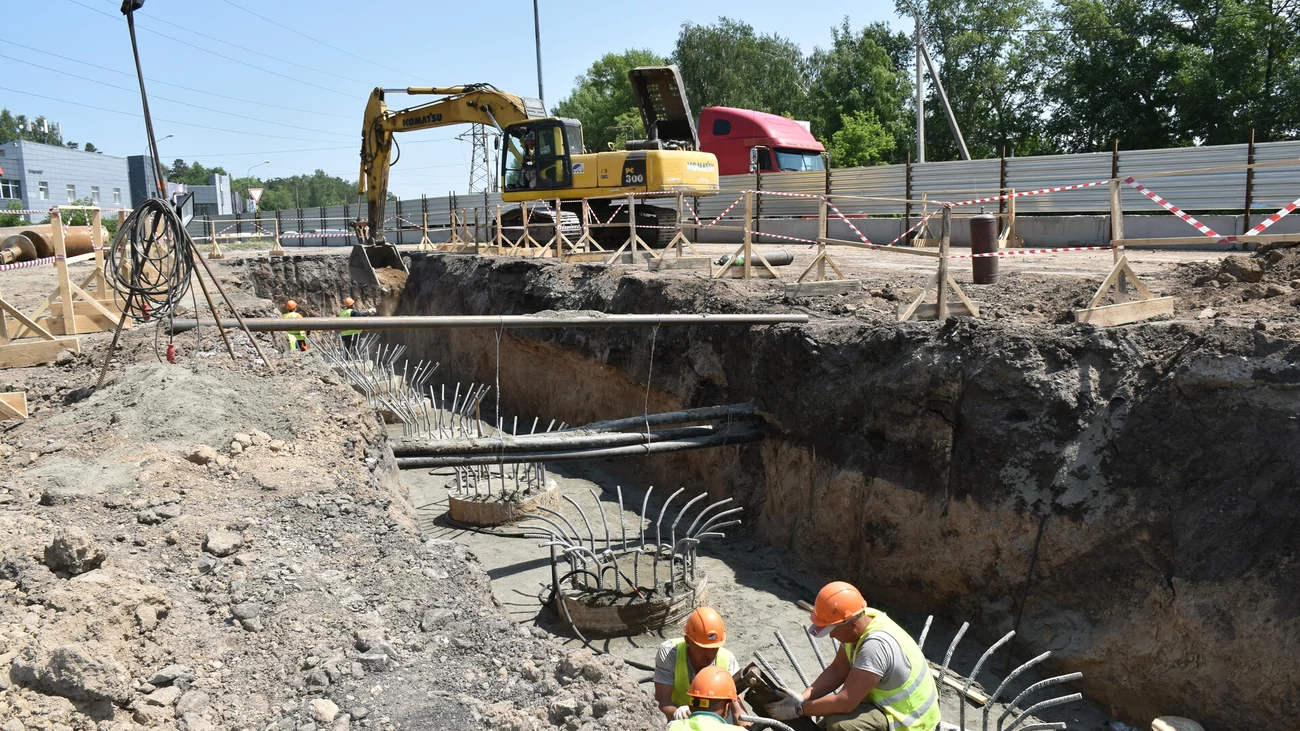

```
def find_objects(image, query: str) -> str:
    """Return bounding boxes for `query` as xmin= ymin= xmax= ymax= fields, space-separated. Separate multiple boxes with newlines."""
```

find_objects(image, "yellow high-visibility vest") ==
xmin=671 ymin=640 xmax=734 ymax=708
xmin=845 ymin=609 xmax=940 ymax=731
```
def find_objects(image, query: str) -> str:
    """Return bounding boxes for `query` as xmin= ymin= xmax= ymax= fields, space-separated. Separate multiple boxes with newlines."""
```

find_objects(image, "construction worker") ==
xmin=282 ymin=300 xmax=308 ymax=352
xmin=655 ymin=607 xmax=741 ymax=723
xmin=767 ymin=582 xmax=940 ymax=731
xmin=667 ymin=666 xmax=742 ymax=729
xmin=338 ymin=297 xmax=363 ymax=350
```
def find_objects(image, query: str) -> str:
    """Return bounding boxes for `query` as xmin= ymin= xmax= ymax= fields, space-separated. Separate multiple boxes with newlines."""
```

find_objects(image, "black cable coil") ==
xmin=104 ymin=197 xmax=194 ymax=320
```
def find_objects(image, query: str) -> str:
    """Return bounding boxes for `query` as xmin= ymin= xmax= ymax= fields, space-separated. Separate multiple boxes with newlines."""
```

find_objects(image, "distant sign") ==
xmin=248 ymin=188 xmax=264 ymax=206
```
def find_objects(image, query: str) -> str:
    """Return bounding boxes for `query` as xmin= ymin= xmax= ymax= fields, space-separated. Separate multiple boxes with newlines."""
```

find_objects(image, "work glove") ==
xmin=673 ymin=706 xmax=692 ymax=721
xmin=766 ymin=688 xmax=803 ymax=721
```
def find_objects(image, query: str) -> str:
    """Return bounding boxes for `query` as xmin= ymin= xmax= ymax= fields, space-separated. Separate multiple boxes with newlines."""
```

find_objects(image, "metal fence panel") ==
xmin=1118 ymin=145 xmax=1248 ymax=215
xmin=1251 ymin=140 xmax=1300 ymax=212
xmin=828 ymin=166 xmax=906 ymax=215
xmin=1006 ymin=152 xmax=1113 ymax=213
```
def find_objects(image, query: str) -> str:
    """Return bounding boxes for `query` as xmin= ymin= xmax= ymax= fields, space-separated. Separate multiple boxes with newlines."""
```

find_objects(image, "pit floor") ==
xmin=398 ymin=437 xmax=1111 ymax=730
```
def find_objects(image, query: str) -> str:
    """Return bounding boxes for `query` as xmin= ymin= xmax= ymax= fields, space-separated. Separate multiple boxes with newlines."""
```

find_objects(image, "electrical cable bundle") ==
xmin=103 ymin=197 xmax=195 ymax=320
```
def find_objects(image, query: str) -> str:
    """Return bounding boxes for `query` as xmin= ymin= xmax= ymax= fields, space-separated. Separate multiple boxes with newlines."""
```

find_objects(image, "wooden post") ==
xmin=89 ymin=209 xmax=106 ymax=295
xmin=554 ymin=198 xmax=563 ymax=259
xmin=628 ymin=193 xmax=639 ymax=258
xmin=937 ymin=206 xmax=950 ymax=320
xmin=1109 ymin=178 xmax=1126 ymax=299
xmin=743 ymin=191 xmax=753 ymax=279
xmin=675 ymin=193 xmax=685 ymax=259
xmin=51 ymin=208 xmax=76 ymax=334
xmin=817 ymin=197 xmax=828 ymax=281
xmin=998 ymin=147 xmax=1008 ymax=236
xmin=904 ymin=153 xmax=913 ymax=236
xmin=494 ymin=205 xmax=505 ymax=250
xmin=1006 ymin=188 xmax=1017 ymax=248
xmin=1244 ymin=128 xmax=1256 ymax=236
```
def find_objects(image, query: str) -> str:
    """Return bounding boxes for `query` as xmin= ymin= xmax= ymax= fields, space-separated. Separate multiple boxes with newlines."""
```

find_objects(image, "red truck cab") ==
xmin=698 ymin=106 xmax=826 ymax=176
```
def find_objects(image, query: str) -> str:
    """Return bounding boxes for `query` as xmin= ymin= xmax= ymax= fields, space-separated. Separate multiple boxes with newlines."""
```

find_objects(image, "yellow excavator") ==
xmin=350 ymin=65 xmax=720 ymax=286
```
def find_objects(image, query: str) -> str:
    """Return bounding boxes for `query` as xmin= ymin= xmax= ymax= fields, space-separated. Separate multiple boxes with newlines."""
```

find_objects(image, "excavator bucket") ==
xmin=348 ymin=242 xmax=407 ymax=289
xmin=627 ymin=65 xmax=700 ymax=150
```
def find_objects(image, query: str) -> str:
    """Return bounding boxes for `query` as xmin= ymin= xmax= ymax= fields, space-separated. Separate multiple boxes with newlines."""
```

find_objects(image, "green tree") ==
xmin=902 ymin=0 xmax=1054 ymax=159
xmin=0 ymin=109 xmax=63 ymax=146
xmin=827 ymin=110 xmax=897 ymax=166
xmin=552 ymin=49 xmax=667 ymax=152
xmin=806 ymin=18 xmax=913 ymax=162
xmin=84 ymin=142 xmax=100 ymax=154
xmin=168 ymin=159 xmax=229 ymax=185
xmin=1171 ymin=0 xmax=1300 ymax=144
xmin=672 ymin=17 xmax=809 ymax=117
xmin=1045 ymin=0 xmax=1188 ymax=151
xmin=0 ymin=201 xmax=25 ymax=227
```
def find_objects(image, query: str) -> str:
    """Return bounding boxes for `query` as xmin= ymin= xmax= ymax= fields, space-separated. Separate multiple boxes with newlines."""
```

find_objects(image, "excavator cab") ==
xmin=501 ymin=119 xmax=584 ymax=191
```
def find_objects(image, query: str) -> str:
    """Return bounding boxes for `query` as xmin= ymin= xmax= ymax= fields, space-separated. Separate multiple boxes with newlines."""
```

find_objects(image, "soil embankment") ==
xmin=0 ymin=280 xmax=658 ymax=731
xmin=243 ymin=252 xmax=1300 ymax=731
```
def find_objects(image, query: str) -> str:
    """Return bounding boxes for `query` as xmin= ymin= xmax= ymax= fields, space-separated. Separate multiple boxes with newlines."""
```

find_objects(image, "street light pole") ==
xmin=533 ymin=0 xmax=544 ymax=108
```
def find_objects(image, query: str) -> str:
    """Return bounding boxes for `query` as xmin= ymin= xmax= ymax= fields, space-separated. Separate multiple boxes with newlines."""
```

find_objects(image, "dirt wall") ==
xmin=245 ymin=253 xmax=1300 ymax=731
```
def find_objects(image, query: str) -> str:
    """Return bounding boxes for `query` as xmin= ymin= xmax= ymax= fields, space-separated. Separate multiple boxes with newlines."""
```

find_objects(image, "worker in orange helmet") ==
xmin=338 ymin=296 xmax=363 ymax=351
xmin=655 ymin=607 xmax=742 ymax=723
xmin=282 ymin=300 xmax=308 ymax=352
xmin=667 ymin=666 xmax=743 ymax=729
xmin=767 ymin=582 xmax=940 ymax=731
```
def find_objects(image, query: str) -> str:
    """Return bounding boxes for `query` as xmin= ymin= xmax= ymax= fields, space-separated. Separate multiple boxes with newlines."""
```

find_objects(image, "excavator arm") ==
xmin=350 ymin=84 xmax=544 ymax=286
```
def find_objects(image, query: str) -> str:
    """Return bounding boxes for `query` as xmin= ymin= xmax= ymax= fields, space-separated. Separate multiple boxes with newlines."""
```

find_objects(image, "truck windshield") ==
xmin=774 ymin=149 xmax=825 ymax=172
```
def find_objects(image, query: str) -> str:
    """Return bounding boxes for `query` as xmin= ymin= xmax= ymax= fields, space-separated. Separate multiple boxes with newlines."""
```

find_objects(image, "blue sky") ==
xmin=4 ymin=0 xmax=904 ymax=199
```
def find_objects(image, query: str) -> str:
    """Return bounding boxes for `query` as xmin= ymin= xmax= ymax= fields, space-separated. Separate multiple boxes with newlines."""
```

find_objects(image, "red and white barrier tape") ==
xmin=1123 ymin=177 xmax=1222 ymax=239
xmin=746 ymin=229 xmax=821 ymax=246
xmin=0 ymin=255 xmax=64 ymax=271
xmin=280 ymin=231 xmax=355 ymax=239
xmin=947 ymin=180 xmax=1109 ymax=208
xmin=825 ymin=200 xmax=873 ymax=245
xmin=684 ymin=199 xmax=702 ymax=227
xmin=746 ymin=189 xmax=823 ymax=199
xmin=949 ymin=245 xmax=1115 ymax=259
xmin=694 ymin=194 xmax=745 ymax=228
xmin=1243 ymin=195 xmax=1300 ymax=236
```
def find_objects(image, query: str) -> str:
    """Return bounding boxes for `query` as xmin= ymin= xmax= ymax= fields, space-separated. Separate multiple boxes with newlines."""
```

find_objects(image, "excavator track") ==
xmin=585 ymin=201 xmax=677 ymax=249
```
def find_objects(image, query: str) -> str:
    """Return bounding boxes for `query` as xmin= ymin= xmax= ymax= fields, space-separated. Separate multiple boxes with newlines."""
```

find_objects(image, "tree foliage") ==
xmin=0 ymin=201 xmax=25 ymax=228
xmin=168 ymin=159 xmax=229 ymax=186
xmin=0 ymin=109 xmax=63 ymax=146
xmin=673 ymin=17 xmax=809 ymax=116
xmin=233 ymin=169 xmax=365 ymax=211
xmin=552 ymin=49 xmax=666 ymax=152
xmin=827 ymin=110 xmax=897 ymax=166
xmin=805 ymin=19 xmax=913 ymax=161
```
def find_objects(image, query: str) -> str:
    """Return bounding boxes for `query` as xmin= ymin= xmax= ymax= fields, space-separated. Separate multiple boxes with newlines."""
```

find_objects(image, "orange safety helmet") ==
xmin=688 ymin=665 xmax=737 ymax=703
xmin=684 ymin=606 xmax=727 ymax=649
xmin=344 ymin=297 xmax=355 ymax=307
xmin=808 ymin=581 xmax=868 ymax=637
xmin=285 ymin=300 xmax=297 ymax=311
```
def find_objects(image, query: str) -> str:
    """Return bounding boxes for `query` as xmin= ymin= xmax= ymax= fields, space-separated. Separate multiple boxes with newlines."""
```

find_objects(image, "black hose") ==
xmin=103 ymin=198 xmax=195 ymax=320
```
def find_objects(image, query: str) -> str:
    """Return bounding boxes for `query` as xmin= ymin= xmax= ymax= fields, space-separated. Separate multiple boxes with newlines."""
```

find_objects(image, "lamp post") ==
xmin=245 ymin=160 xmax=270 ymax=212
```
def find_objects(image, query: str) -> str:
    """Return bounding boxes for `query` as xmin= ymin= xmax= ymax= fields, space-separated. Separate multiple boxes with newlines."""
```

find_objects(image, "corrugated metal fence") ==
xmin=191 ymin=139 xmax=1300 ymax=245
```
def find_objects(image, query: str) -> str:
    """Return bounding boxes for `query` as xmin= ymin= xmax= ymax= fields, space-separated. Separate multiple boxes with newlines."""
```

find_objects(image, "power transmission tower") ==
xmin=460 ymin=123 xmax=495 ymax=194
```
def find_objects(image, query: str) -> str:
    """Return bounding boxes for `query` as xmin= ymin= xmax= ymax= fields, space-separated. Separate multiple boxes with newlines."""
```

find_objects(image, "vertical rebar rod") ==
xmin=774 ymin=630 xmax=810 ymax=687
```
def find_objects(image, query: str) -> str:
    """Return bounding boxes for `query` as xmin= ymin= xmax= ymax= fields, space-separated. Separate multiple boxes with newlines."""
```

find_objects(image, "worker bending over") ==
xmin=768 ymin=582 xmax=940 ymax=731
xmin=667 ymin=666 xmax=743 ymax=729
xmin=655 ymin=607 xmax=742 ymax=723
xmin=282 ymin=300 xmax=308 ymax=352
xmin=338 ymin=297 xmax=363 ymax=350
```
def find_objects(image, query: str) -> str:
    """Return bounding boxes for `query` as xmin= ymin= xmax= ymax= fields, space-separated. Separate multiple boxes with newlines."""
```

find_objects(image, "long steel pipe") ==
xmin=168 ymin=313 xmax=808 ymax=333
xmin=394 ymin=428 xmax=764 ymax=467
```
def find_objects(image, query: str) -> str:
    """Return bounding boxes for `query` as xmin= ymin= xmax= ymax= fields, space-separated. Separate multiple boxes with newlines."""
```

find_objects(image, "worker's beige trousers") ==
xmin=821 ymin=701 xmax=889 ymax=731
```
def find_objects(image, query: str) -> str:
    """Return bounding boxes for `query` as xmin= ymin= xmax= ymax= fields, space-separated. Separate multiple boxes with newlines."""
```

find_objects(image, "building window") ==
xmin=66 ymin=184 xmax=76 ymax=201
xmin=91 ymin=186 xmax=100 ymax=203
xmin=39 ymin=182 xmax=49 ymax=200
xmin=0 ymin=179 xmax=19 ymax=199
xmin=113 ymin=187 xmax=121 ymax=204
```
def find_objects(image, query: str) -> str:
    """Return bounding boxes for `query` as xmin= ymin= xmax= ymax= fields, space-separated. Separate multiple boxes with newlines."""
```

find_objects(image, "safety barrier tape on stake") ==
xmin=1123 ymin=177 xmax=1223 ymax=239
xmin=280 ymin=231 xmax=356 ymax=239
xmin=692 ymin=194 xmax=745 ymax=228
xmin=683 ymin=199 xmax=702 ymax=227
xmin=825 ymin=200 xmax=873 ymax=245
